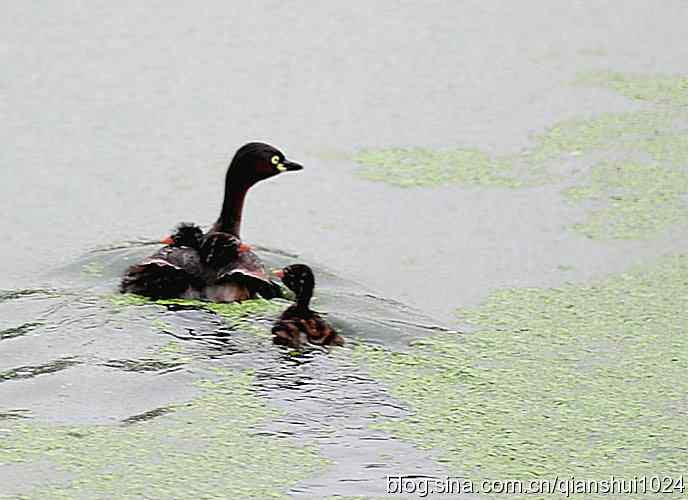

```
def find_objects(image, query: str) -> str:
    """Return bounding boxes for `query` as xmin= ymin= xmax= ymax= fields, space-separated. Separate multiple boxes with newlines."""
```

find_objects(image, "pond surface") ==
xmin=1 ymin=1 xmax=687 ymax=498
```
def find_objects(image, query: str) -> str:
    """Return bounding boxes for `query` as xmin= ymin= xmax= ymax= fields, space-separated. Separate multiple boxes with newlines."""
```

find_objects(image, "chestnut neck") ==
xmin=296 ymin=287 xmax=313 ymax=311
xmin=213 ymin=181 xmax=250 ymax=237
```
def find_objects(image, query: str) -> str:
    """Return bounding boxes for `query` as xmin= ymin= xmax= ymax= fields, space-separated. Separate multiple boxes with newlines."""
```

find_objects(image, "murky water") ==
xmin=2 ymin=1 xmax=688 ymax=499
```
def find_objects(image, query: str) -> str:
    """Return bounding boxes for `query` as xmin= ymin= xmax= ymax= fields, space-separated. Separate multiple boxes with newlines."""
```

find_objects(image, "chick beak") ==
xmin=281 ymin=159 xmax=303 ymax=171
xmin=273 ymin=269 xmax=285 ymax=279
xmin=239 ymin=242 xmax=252 ymax=253
xmin=160 ymin=235 xmax=174 ymax=245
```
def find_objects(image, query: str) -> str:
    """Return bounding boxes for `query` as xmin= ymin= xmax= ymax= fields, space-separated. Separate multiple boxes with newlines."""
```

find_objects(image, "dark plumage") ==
xmin=165 ymin=223 xmax=205 ymax=249
xmin=120 ymin=223 xmax=204 ymax=299
xmin=119 ymin=143 xmax=302 ymax=301
xmin=211 ymin=142 xmax=304 ymax=237
xmin=198 ymin=232 xmax=271 ymax=302
xmin=199 ymin=232 xmax=245 ymax=269
xmin=272 ymin=264 xmax=344 ymax=348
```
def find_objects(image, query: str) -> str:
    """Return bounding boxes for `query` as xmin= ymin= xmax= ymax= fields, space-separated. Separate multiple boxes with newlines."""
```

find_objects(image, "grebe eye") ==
xmin=270 ymin=155 xmax=280 ymax=165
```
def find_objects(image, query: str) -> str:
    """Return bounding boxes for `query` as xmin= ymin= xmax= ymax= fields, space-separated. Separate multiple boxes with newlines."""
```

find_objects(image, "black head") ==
xmin=200 ymin=232 xmax=251 ymax=268
xmin=276 ymin=264 xmax=315 ymax=299
xmin=162 ymin=223 xmax=203 ymax=249
xmin=226 ymin=142 xmax=303 ymax=187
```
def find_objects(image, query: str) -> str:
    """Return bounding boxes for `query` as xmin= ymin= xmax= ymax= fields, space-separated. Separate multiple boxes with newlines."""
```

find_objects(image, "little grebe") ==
xmin=120 ymin=143 xmax=302 ymax=301
xmin=272 ymin=264 xmax=344 ymax=348
xmin=120 ymin=223 xmax=204 ymax=299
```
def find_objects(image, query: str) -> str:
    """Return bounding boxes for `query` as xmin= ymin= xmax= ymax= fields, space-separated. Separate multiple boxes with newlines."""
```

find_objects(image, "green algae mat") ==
xmin=110 ymin=293 xmax=287 ymax=333
xmin=353 ymin=71 xmax=688 ymax=240
xmin=3 ymin=71 xmax=688 ymax=499
xmin=564 ymin=161 xmax=688 ymax=239
xmin=0 ymin=369 xmax=326 ymax=499
xmin=353 ymin=253 xmax=688 ymax=494
xmin=0 ymin=294 xmax=328 ymax=499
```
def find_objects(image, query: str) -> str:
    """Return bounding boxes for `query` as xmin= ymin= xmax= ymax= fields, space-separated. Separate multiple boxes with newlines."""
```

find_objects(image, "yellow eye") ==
xmin=270 ymin=155 xmax=280 ymax=165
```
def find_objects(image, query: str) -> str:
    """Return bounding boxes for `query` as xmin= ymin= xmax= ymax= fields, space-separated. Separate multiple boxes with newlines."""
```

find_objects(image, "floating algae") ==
xmin=528 ymin=110 xmax=679 ymax=162
xmin=101 ymin=338 xmax=193 ymax=373
xmin=576 ymin=71 xmax=688 ymax=106
xmin=352 ymin=71 xmax=688 ymax=240
xmin=564 ymin=162 xmax=688 ymax=239
xmin=353 ymin=106 xmax=683 ymax=188
xmin=0 ymin=370 xmax=326 ymax=499
xmin=353 ymin=254 xmax=688 ymax=492
xmin=81 ymin=261 xmax=107 ymax=278
xmin=353 ymin=147 xmax=525 ymax=188
xmin=110 ymin=294 xmax=286 ymax=332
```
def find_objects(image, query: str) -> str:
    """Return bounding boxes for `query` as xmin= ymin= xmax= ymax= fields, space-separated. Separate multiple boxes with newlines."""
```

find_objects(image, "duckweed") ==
xmin=81 ymin=261 xmax=106 ymax=278
xmin=108 ymin=293 xmax=150 ymax=307
xmin=0 ymin=370 xmax=326 ymax=498
xmin=110 ymin=294 xmax=285 ymax=331
xmin=353 ymin=147 xmax=526 ymax=188
xmin=528 ymin=110 xmax=678 ymax=162
xmin=577 ymin=71 xmax=688 ymax=106
xmin=639 ymin=133 xmax=688 ymax=165
xmin=564 ymin=162 xmax=688 ymax=239
xmin=353 ymin=254 xmax=688 ymax=491
xmin=352 ymin=71 xmax=688 ymax=240
xmin=150 ymin=317 xmax=173 ymax=332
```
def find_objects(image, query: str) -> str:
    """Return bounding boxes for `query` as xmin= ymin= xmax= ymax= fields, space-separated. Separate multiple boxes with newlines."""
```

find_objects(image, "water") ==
xmin=1 ymin=1 xmax=687 ymax=498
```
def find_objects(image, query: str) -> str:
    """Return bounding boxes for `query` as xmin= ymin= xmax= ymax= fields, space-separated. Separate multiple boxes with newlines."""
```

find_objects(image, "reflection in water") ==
xmin=100 ymin=358 xmax=187 ymax=374
xmin=0 ymin=289 xmax=61 ymax=303
xmin=0 ymin=409 xmax=32 ymax=420
xmin=0 ymin=357 xmax=81 ymax=383
xmin=120 ymin=405 xmax=179 ymax=425
xmin=1 ymin=4 xmax=685 ymax=494
xmin=0 ymin=321 xmax=44 ymax=341
xmin=0 ymin=243 xmax=453 ymax=497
